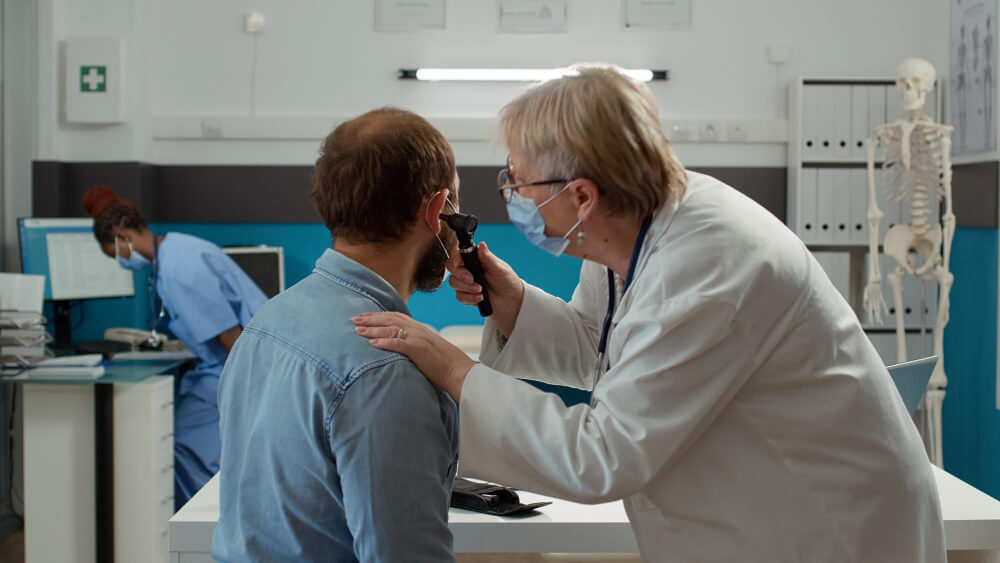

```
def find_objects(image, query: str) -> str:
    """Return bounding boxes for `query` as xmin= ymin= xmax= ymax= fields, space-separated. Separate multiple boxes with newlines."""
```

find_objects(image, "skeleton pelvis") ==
xmin=884 ymin=223 xmax=942 ymax=275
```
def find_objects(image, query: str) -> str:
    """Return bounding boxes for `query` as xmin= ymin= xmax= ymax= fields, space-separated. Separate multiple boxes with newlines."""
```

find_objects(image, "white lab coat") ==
xmin=460 ymin=172 xmax=945 ymax=562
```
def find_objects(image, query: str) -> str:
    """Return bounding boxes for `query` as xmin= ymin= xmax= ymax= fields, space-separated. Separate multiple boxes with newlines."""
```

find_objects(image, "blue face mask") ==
xmin=116 ymin=238 xmax=151 ymax=271
xmin=505 ymin=185 xmax=582 ymax=257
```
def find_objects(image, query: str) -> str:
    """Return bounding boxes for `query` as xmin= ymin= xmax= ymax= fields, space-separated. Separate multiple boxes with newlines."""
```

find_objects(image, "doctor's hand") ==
xmin=353 ymin=312 xmax=474 ymax=402
xmin=447 ymin=241 xmax=524 ymax=339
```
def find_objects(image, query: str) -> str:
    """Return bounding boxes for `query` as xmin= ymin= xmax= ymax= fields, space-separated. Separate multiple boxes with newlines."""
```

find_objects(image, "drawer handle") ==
xmin=161 ymin=463 xmax=175 ymax=474
xmin=160 ymin=400 xmax=174 ymax=409
xmin=160 ymin=432 xmax=174 ymax=442
xmin=161 ymin=495 xmax=174 ymax=506
xmin=160 ymin=529 xmax=169 ymax=538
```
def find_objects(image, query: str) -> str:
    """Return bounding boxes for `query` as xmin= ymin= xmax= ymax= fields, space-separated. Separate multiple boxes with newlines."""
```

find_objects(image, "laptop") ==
xmin=886 ymin=356 xmax=938 ymax=415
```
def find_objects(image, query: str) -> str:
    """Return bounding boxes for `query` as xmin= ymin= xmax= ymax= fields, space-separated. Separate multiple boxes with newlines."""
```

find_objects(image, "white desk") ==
xmin=170 ymin=466 xmax=1000 ymax=561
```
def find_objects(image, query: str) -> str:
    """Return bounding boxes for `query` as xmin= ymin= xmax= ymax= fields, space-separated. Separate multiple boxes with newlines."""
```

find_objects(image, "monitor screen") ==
xmin=223 ymin=246 xmax=284 ymax=299
xmin=18 ymin=218 xmax=136 ymax=300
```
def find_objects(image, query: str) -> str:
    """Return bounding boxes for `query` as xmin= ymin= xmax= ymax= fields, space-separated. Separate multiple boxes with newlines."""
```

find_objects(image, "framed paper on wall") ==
xmin=498 ymin=0 xmax=567 ymax=33
xmin=376 ymin=0 xmax=446 ymax=31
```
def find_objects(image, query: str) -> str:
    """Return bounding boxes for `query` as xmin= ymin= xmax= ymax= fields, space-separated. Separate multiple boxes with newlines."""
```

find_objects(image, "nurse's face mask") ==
xmin=413 ymin=193 xmax=458 ymax=292
xmin=115 ymin=235 xmax=151 ymax=272
xmin=497 ymin=157 xmax=580 ymax=256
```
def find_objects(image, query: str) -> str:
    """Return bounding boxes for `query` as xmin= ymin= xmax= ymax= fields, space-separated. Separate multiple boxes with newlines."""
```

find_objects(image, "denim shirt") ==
xmin=212 ymin=249 xmax=459 ymax=562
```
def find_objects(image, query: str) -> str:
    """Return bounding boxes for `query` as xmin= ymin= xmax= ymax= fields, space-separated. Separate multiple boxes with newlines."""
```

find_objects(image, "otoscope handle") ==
xmin=460 ymin=247 xmax=493 ymax=317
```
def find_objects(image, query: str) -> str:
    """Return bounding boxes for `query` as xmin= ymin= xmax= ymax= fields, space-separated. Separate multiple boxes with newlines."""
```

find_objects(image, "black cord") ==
xmin=71 ymin=300 xmax=86 ymax=331
xmin=7 ymin=384 xmax=22 ymax=523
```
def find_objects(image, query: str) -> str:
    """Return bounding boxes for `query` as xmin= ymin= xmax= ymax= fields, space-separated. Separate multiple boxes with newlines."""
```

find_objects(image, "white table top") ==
xmin=170 ymin=465 xmax=1000 ymax=554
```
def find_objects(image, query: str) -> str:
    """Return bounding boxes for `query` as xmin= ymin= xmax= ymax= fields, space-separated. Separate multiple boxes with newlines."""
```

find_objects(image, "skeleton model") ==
xmin=864 ymin=58 xmax=954 ymax=466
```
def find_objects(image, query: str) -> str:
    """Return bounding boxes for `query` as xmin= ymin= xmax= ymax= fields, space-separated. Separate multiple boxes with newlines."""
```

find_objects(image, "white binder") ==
xmin=816 ymin=169 xmax=836 ymax=243
xmin=833 ymin=169 xmax=852 ymax=243
xmin=866 ymin=332 xmax=898 ymax=365
xmin=850 ymin=86 xmax=871 ymax=160
xmin=802 ymin=85 xmax=822 ymax=160
xmin=885 ymin=85 xmax=905 ymax=123
xmin=867 ymin=87 xmax=887 ymax=142
xmin=832 ymin=86 xmax=852 ymax=160
xmin=812 ymin=251 xmax=851 ymax=301
xmin=815 ymin=87 xmax=836 ymax=159
xmin=849 ymin=169 xmax=869 ymax=244
xmin=799 ymin=168 xmax=819 ymax=243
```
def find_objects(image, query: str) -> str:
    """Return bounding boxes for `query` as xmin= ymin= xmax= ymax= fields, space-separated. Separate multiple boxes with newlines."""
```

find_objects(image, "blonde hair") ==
xmin=499 ymin=63 xmax=686 ymax=220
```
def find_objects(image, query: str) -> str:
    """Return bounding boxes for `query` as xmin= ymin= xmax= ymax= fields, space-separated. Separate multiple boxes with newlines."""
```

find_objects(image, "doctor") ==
xmin=83 ymin=186 xmax=268 ymax=506
xmin=354 ymin=64 xmax=946 ymax=561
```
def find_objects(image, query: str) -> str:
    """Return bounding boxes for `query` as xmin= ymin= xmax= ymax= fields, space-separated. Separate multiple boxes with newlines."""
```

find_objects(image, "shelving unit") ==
xmin=787 ymin=77 xmax=942 ymax=364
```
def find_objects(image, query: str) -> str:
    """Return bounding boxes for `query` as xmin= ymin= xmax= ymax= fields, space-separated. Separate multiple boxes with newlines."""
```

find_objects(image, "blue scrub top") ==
xmin=155 ymin=233 xmax=268 ymax=401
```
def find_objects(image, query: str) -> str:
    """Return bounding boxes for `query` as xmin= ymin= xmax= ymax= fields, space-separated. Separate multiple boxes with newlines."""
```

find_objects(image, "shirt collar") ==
xmin=313 ymin=248 xmax=411 ymax=316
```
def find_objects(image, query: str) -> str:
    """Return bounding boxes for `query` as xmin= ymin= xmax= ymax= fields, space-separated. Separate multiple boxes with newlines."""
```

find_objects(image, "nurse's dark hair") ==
xmin=82 ymin=186 xmax=148 ymax=245
xmin=311 ymin=107 xmax=456 ymax=244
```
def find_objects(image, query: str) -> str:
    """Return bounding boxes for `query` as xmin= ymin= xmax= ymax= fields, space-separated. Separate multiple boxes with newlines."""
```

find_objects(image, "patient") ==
xmin=212 ymin=108 xmax=460 ymax=562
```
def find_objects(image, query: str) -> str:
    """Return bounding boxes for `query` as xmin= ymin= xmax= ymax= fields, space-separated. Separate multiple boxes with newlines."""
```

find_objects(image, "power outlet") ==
xmin=726 ymin=121 xmax=749 ymax=141
xmin=669 ymin=123 xmax=696 ymax=142
xmin=698 ymin=122 xmax=721 ymax=142
xmin=201 ymin=118 xmax=223 ymax=138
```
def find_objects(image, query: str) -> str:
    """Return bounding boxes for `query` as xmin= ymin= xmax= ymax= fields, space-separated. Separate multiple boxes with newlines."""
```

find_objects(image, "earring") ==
xmin=576 ymin=230 xmax=587 ymax=246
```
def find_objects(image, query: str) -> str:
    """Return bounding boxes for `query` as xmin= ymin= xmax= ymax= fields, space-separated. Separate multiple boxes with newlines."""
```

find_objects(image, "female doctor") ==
xmin=83 ymin=186 xmax=267 ymax=506
xmin=354 ymin=65 xmax=946 ymax=561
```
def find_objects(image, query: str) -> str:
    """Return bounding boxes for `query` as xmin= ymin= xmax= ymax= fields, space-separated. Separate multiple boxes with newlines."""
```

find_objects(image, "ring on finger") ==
xmin=397 ymin=328 xmax=407 ymax=340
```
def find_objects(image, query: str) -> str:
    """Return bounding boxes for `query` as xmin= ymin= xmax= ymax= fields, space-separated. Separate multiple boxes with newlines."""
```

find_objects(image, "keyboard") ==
xmin=75 ymin=340 xmax=132 ymax=359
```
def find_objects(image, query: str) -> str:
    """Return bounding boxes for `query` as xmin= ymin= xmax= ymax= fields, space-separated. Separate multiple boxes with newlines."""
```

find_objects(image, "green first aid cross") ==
xmin=80 ymin=66 xmax=107 ymax=92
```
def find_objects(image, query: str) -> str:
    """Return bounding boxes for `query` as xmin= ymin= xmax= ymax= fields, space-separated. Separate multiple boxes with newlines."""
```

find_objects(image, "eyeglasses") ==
xmin=496 ymin=158 xmax=568 ymax=203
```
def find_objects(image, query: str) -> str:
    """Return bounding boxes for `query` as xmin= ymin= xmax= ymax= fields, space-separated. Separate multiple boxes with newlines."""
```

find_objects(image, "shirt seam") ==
xmin=313 ymin=263 xmax=400 ymax=314
xmin=241 ymin=325 xmax=417 ymax=449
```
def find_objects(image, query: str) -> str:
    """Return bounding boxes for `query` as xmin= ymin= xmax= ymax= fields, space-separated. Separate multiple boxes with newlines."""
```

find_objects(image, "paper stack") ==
xmin=0 ymin=273 xmax=50 ymax=366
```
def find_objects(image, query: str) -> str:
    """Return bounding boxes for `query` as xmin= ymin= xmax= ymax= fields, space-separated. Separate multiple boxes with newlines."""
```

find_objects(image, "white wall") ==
xmin=5 ymin=0 xmax=949 ymax=264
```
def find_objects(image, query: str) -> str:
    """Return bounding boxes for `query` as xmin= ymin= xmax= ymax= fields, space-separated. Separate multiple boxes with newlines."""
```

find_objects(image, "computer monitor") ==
xmin=887 ymin=356 xmax=938 ymax=416
xmin=223 ymin=245 xmax=284 ymax=298
xmin=18 ymin=218 xmax=135 ymax=345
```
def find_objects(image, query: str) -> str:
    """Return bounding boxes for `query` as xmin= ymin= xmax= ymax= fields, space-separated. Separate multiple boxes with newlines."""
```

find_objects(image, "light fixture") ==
xmin=398 ymin=68 xmax=668 ymax=82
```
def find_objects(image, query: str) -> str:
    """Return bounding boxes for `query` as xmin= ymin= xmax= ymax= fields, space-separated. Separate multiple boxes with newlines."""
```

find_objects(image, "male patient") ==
xmin=212 ymin=108 xmax=460 ymax=562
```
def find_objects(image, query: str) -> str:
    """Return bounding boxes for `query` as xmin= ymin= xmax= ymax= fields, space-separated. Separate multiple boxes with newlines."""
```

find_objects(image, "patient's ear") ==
xmin=424 ymin=189 xmax=451 ymax=234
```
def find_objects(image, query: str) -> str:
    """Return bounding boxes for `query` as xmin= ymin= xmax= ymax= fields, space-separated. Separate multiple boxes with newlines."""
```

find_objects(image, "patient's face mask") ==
xmin=506 ymin=184 xmax=581 ymax=257
xmin=115 ymin=237 xmax=151 ymax=271
xmin=414 ymin=196 xmax=458 ymax=292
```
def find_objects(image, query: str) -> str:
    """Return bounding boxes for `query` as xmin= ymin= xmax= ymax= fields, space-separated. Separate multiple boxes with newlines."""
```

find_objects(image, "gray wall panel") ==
xmin=952 ymin=161 xmax=999 ymax=228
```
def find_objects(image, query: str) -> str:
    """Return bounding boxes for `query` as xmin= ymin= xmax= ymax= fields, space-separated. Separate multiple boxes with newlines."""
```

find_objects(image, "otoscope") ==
xmin=440 ymin=212 xmax=493 ymax=317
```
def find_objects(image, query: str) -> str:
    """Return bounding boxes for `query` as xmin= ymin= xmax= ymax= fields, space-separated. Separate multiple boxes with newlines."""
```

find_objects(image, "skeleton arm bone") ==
xmin=939 ymin=133 xmax=956 ymax=273
xmin=864 ymin=136 xmax=890 ymax=324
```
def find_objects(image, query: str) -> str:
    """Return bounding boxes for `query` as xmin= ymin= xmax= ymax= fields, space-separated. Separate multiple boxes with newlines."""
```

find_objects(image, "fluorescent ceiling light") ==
xmin=399 ymin=68 xmax=668 ymax=82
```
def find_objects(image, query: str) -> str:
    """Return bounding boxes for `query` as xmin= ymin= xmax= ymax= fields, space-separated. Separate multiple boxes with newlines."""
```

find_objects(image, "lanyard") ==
xmin=594 ymin=215 xmax=653 ymax=389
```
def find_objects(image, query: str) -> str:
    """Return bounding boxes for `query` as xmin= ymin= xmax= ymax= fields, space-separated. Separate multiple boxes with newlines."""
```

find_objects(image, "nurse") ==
xmin=354 ymin=64 xmax=946 ymax=561
xmin=83 ymin=186 xmax=267 ymax=506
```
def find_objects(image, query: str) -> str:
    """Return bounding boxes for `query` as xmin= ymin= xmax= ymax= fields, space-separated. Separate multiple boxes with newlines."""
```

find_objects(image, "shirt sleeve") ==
xmin=459 ymin=296 xmax=752 ymax=504
xmin=163 ymin=252 xmax=242 ymax=344
xmin=478 ymin=259 xmax=606 ymax=390
xmin=331 ymin=359 xmax=458 ymax=563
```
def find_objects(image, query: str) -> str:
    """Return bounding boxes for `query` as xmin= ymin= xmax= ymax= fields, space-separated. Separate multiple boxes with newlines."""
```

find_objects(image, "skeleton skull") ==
xmin=896 ymin=58 xmax=937 ymax=112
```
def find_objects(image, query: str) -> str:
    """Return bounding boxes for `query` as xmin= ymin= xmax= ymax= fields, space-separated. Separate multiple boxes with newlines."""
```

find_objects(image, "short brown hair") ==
xmin=499 ymin=64 xmax=686 ymax=221
xmin=311 ymin=108 xmax=456 ymax=244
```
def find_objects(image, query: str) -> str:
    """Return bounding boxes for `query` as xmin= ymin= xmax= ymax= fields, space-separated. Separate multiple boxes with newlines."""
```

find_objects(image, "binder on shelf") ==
xmin=903 ymin=276 xmax=938 ymax=330
xmin=832 ymin=86 xmax=852 ymax=160
xmin=815 ymin=86 xmax=836 ymax=159
xmin=833 ymin=170 xmax=852 ymax=243
xmin=816 ymin=169 xmax=836 ymax=243
xmin=885 ymin=85 xmax=905 ymax=123
xmin=850 ymin=86 xmax=871 ymax=160
xmin=802 ymin=85 xmax=822 ymax=160
xmin=812 ymin=251 xmax=851 ymax=302
xmin=868 ymin=86 xmax=887 ymax=142
xmin=850 ymin=169 xmax=870 ymax=244
xmin=799 ymin=168 xmax=819 ymax=243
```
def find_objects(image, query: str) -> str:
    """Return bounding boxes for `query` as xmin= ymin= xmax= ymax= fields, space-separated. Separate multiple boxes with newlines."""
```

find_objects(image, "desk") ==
xmin=169 ymin=465 xmax=1000 ymax=560
xmin=9 ymin=358 xmax=184 ymax=563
